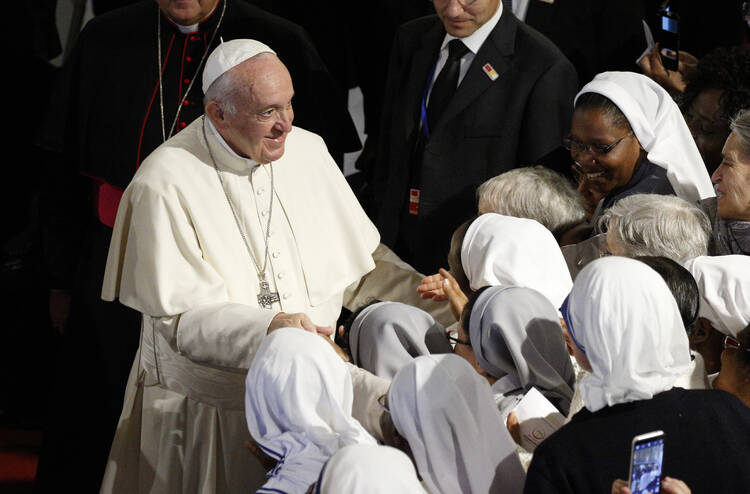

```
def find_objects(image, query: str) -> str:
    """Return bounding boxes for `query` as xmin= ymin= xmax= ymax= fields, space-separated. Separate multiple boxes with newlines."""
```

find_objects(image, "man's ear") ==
xmin=205 ymin=101 xmax=224 ymax=126
xmin=690 ymin=317 xmax=712 ymax=344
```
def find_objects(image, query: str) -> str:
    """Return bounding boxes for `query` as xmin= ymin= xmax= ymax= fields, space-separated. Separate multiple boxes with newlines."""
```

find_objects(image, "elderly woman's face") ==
xmin=569 ymin=108 xmax=645 ymax=195
xmin=712 ymin=131 xmax=750 ymax=221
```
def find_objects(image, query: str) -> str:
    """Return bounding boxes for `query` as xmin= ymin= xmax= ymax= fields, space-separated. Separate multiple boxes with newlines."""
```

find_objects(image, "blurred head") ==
xmin=714 ymin=323 xmax=750 ymax=408
xmin=477 ymin=166 xmax=586 ymax=239
xmin=600 ymin=194 xmax=711 ymax=263
xmin=681 ymin=46 xmax=750 ymax=174
xmin=567 ymin=93 xmax=647 ymax=196
xmin=433 ymin=0 xmax=500 ymax=38
xmin=447 ymin=218 xmax=474 ymax=296
xmin=712 ymin=109 xmax=750 ymax=221
xmin=635 ymin=256 xmax=700 ymax=334
xmin=205 ymin=53 xmax=294 ymax=163
xmin=156 ymin=0 xmax=219 ymax=25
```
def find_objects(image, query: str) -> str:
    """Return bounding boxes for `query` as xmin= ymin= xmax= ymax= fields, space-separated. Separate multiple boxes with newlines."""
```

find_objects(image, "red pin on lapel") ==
xmin=482 ymin=63 xmax=499 ymax=81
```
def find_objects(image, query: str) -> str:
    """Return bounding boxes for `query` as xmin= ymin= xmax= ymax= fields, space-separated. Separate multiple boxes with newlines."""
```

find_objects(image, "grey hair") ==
xmin=599 ymin=194 xmax=711 ymax=263
xmin=730 ymin=108 xmax=750 ymax=158
xmin=476 ymin=166 xmax=586 ymax=237
xmin=203 ymin=69 xmax=238 ymax=115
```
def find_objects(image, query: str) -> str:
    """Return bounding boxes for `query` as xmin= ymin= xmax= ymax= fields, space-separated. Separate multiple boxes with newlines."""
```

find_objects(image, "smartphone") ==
xmin=629 ymin=430 xmax=665 ymax=494
xmin=656 ymin=6 xmax=680 ymax=71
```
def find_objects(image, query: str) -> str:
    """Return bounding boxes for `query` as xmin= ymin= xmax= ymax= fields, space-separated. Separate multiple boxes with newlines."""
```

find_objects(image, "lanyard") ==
xmin=420 ymin=61 xmax=439 ymax=139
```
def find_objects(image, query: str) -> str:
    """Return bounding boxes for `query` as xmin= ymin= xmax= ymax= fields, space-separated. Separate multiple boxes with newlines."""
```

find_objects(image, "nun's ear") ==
xmin=690 ymin=317 xmax=712 ymax=344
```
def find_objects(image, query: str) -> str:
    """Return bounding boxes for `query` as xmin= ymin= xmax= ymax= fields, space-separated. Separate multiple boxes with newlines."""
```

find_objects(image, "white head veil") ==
xmin=461 ymin=213 xmax=573 ymax=308
xmin=388 ymin=354 xmax=525 ymax=494
xmin=468 ymin=286 xmax=575 ymax=415
xmin=349 ymin=301 xmax=452 ymax=379
xmin=316 ymin=444 xmax=426 ymax=494
xmin=245 ymin=328 xmax=376 ymax=494
xmin=575 ymin=71 xmax=714 ymax=203
xmin=561 ymin=257 xmax=691 ymax=413
xmin=684 ymin=255 xmax=750 ymax=338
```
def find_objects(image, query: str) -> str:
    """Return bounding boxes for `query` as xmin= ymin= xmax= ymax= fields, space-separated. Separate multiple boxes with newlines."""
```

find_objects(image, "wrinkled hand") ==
xmin=417 ymin=269 xmax=468 ymax=320
xmin=639 ymin=44 xmax=698 ymax=94
xmin=49 ymin=289 xmax=72 ymax=334
xmin=244 ymin=438 xmax=276 ymax=471
xmin=506 ymin=411 xmax=521 ymax=446
xmin=267 ymin=312 xmax=334 ymax=336
xmin=611 ymin=477 xmax=691 ymax=494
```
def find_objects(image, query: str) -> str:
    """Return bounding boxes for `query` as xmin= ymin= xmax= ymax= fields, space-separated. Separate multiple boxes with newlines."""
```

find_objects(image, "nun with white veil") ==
xmin=570 ymin=71 xmax=714 ymax=231
xmin=315 ymin=444 xmax=426 ymax=494
xmin=461 ymin=213 xmax=573 ymax=309
xmin=525 ymin=257 xmax=750 ymax=494
xmin=466 ymin=285 xmax=575 ymax=421
xmin=386 ymin=354 xmax=526 ymax=494
xmin=245 ymin=328 xmax=376 ymax=494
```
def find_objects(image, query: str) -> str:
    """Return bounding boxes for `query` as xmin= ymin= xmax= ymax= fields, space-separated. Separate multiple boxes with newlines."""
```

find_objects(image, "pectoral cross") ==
xmin=257 ymin=277 xmax=280 ymax=309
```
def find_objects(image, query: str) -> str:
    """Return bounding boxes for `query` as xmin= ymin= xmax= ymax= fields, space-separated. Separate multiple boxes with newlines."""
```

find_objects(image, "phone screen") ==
xmin=630 ymin=436 xmax=665 ymax=494
xmin=657 ymin=10 xmax=680 ymax=71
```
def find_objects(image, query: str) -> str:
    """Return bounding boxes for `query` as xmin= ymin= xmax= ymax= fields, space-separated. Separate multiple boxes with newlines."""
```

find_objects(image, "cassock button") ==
xmin=261 ymin=210 xmax=269 ymax=217
xmin=189 ymin=35 xmax=197 ymax=41
xmin=183 ymin=100 xmax=190 ymax=106
xmin=186 ymin=56 xmax=193 ymax=62
xmin=283 ymin=293 xmax=291 ymax=300
xmin=179 ymin=122 xmax=187 ymax=129
xmin=277 ymin=272 xmax=285 ymax=280
xmin=272 ymin=251 xmax=280 ymax=259
xmin=183 ymin=78 xmax=190 ymax=84
xmin=256 ymin=187 xmax=264 ymax=195
xmin=269 ymin=229 xmax=276 ymax=236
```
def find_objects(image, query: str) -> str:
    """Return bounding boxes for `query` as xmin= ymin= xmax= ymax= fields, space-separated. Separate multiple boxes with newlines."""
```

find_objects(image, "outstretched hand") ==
xmin=417 ymin=268 xmax=468 ymax=320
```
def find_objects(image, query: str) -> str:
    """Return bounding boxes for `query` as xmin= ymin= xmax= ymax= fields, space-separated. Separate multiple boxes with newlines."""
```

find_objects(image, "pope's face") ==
xmin=712 ymin=131 xmax=750 ymax=221
xmin=434 ymin=0 xmax=500 ymax=38
xmin=156 ymin=0 xmax=218 ymax=25
xmin=220 ymin=56 xmax=295 ymax=164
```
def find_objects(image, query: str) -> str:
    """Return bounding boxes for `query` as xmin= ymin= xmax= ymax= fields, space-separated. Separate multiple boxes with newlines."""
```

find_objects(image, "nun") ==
xmin=525 ymin=257 xmax=750 ymax=494
xmin=245 ymin=328 xmax=376 ymax=494
xmin=385 ymin=354 xmax=526 ymax=494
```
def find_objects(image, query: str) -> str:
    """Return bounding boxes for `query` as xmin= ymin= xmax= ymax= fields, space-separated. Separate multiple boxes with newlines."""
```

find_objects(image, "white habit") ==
xmin=99 ymin=116 xmax=382 ymax=493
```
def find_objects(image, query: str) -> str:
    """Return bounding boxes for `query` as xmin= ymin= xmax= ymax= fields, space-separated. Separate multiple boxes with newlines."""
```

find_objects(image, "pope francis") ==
xmin=99 ymin=39 xmax=436 ymax=494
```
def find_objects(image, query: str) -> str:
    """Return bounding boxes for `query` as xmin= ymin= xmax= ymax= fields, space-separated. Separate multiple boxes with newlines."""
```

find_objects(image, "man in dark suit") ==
xmin=374 ymin=0 xmax=577 ymax=275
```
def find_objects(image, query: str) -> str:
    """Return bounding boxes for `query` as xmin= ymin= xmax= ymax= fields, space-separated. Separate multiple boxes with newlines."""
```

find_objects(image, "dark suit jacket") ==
xmin=374 ymin=9 xmax=578 ymax=274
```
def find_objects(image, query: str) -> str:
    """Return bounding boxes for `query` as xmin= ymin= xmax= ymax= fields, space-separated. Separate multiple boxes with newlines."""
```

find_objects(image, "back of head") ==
xmin=245 ymin=328 xmax=375 ymax=492
xmin=461 ymin=213 xmax=572 ymax=308
xmin=467 ymin=285 xmax=575 ymax=414
xmin=476 ymin=166 xmax=586 ymax=238
xmin=388 ymin=354 xmax=525 ymax=494
xmin=684 ymin=255 xmax=750 ymax=338
xmin=562 ymin=257 xmax=690 ymax=412
xmin=318 ymin=444 xmax=425 ymax=494
xmin=447 ymin=218 xmax=475 ymax=296
xmin=635 ymin=256 xmax=700 ymax=333
xmin=600 ymin=194 xmax=711 ymax=263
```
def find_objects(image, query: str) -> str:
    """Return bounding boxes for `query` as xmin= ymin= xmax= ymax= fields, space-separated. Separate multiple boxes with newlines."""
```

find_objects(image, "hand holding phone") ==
xmin=628 ymin=430 xmax=665 ymax=494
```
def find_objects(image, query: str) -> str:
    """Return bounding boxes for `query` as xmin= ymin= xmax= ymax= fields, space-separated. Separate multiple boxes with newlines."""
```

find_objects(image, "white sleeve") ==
xmin=159 ymin=302 xmax=278 ymax=369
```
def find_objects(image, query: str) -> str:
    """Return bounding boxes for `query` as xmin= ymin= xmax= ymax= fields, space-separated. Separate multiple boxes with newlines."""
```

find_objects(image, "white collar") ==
xmin=176 ymin=23 xmax=199 ymax=34
xmin=206 ymin=117 xmax=260 ymax=172
xmin=441 ymin=1 xmax=503 ymax=54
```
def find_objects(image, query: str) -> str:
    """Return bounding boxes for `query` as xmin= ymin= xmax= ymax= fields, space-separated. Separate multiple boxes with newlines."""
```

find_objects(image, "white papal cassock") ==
xmin=98 ymin=117 xmax=431 ymax=494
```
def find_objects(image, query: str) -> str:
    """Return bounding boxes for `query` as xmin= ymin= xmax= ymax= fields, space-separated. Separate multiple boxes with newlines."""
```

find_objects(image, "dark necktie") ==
xmin=503 ymin=0 xmax=513 ymax=12
xmin=427 ymin=39 xmax=469 ymax=132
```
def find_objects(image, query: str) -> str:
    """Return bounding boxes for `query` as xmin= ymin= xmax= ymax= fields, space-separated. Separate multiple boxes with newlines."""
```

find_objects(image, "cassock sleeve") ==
xmin=343 ymin=243 xmax=455 ymax=327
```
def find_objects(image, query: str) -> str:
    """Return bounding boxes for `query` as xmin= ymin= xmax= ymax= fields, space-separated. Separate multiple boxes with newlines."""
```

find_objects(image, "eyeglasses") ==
xmin=563 ymin=131 xmax=633 ymax=156
xmin=723 ymin=335 xmax=750 ymax=352
xmin=447 ymin=334 xmax=471 ymax=346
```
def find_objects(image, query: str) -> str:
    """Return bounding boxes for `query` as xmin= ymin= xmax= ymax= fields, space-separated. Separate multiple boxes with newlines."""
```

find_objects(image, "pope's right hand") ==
xmin=267 ymin=312 xmax=334 ymax=336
